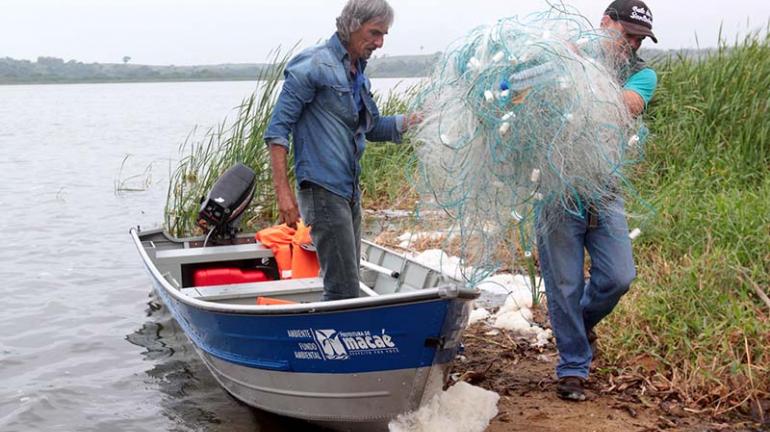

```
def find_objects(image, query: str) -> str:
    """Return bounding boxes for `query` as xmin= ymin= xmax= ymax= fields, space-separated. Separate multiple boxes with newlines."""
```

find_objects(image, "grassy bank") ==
xmin=602 ymin=32 xmax=770 ymax=417
xmin=164 ymin=33 xmax=769 ymax=417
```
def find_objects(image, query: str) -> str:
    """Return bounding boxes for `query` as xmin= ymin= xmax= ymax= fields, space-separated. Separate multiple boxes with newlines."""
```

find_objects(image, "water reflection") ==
xmin=126 ymin=294 xmax=325 ymax=431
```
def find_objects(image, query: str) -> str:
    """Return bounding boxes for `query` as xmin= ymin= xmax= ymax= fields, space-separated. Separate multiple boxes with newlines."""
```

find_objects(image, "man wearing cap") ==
xmin=602 ymin=0 xmax=658 ymax=115
xmin=538 ymin=0 xmax=658 ymax=402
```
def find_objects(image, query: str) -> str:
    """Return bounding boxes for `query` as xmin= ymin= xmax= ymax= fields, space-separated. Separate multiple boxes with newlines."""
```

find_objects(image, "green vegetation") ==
xmin=359 ymin=85 xmax=421 ymax=209
xmin=163 ymin=34 xmax=769 ymax=416
xmin=163 ymin=52 xmax=290 ymax=236
xmin=602 ymin=31 xmax=770 ymax=416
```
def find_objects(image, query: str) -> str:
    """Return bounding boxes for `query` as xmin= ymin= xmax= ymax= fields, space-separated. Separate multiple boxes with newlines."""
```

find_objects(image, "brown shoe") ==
xmin=556 ymin=376 xmax=587 ymax=401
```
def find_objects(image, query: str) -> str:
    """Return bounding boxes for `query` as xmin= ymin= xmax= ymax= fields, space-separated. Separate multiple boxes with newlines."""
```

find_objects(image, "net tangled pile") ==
xmin=411 ymin=10 xmax=647 ymax=284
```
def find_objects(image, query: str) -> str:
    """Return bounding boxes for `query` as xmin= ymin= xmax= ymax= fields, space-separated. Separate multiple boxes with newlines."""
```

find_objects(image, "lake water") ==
xmin=0 ymin=78 xmax=421 ymax=431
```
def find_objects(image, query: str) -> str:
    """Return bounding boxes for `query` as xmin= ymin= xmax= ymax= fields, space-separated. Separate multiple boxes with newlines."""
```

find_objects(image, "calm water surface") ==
xmin=0 ymin=78 xmax=420 ymax=432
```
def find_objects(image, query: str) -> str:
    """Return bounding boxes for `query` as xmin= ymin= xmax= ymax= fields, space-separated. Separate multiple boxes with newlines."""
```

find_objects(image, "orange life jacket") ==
xmin=256 ymin=296 xmax=297 ymax=305
xmin=291 ymin=222 xmax=321 ymax=279
xmin=255 ymin=221 xmax=320 ymax=279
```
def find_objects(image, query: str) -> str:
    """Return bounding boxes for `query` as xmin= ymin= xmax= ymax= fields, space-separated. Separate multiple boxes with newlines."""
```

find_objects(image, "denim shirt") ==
xmin=264 ymin=33 xmax=404 ymax=200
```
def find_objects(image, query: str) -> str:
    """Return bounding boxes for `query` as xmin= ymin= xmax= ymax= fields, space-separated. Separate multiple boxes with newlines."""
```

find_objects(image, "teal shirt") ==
xmin=624 ymin=67 xmax=657 ymax=106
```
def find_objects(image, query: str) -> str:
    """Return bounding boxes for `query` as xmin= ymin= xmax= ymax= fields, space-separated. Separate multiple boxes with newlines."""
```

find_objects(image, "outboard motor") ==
xmin=197 ymin=163 xmax=256 ymax=242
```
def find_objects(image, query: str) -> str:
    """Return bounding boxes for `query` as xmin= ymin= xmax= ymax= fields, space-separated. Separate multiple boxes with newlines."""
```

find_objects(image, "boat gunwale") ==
xmin=129 ymin=227 xmax=479 ymax=315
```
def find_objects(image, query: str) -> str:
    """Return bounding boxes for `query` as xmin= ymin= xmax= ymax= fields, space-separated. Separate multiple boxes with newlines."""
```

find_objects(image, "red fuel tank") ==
xmin=193 ymin=268 xmax=269 ymax=287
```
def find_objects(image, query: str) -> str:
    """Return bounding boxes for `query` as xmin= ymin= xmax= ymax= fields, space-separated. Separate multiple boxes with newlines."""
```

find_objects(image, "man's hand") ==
xmin=269 ymin=143 xmax=300 ymax=228
xmin=402 ymin=112 xmax=424 ymax=131
xmin=276 ymin=187 xmax=300 ymax=228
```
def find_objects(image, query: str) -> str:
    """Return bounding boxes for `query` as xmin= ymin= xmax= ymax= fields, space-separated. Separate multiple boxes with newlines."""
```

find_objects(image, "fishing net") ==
xmin=410 ymin=9 xmax=647 ymax=285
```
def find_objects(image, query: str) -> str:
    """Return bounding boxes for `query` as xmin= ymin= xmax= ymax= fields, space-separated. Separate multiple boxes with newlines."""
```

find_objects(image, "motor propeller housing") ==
xmin=197 ymin=163 xmax=256 ymax=241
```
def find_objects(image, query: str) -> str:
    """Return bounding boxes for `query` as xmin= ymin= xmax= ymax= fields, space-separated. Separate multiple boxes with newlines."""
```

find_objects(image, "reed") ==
xmin=642 ymin=31 xmax=770 ymax=187
xmin=602 ymin=30 xmax=770 ymax=417
xmin=359 ymin=83 xmax=421 ymax=209
xmin=164 ymin=50 xmax=292 ymax=237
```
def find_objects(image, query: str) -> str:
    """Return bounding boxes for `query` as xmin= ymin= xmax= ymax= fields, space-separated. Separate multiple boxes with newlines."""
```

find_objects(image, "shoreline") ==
xmin=0 ymin=75 xmax=426 ymax=87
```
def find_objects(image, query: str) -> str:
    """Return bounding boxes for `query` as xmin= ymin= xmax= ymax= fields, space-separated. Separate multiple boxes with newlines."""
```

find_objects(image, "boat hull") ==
xmin=199 ymin=350 xmax=447 ymax=431
xmin=133 ymin=228 xmax=474 ymax=429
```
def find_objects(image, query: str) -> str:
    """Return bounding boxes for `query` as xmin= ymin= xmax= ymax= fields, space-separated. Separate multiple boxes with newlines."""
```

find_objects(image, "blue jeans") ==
xmin=297 ymin=183 xmax=361 ymax=301
xmin=537 ymin=198 xmax=636 ymax=379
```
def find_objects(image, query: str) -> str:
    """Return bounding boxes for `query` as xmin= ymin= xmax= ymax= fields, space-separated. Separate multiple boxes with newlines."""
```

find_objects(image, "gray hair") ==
xmin=336 ymin=0 xmax=394 ymax=43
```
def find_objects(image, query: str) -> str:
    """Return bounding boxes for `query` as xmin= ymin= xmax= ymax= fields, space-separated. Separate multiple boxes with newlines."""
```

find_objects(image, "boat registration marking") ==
xmin=287 ymin=328 xmax=400 ymax=361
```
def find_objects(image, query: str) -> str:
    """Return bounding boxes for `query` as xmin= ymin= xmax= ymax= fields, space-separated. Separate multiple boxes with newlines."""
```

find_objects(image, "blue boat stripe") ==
xmin=152 ymin=278 xmax=467 ymax=374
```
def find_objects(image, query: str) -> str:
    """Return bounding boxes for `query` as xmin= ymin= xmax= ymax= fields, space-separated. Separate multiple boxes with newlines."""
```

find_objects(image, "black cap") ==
xmin=605 ymin=0 xmax=658 ymax=43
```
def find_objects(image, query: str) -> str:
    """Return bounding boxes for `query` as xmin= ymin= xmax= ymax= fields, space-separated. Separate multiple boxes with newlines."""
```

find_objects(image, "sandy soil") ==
xmin=452 ymin=322 xmax=764 ymax=432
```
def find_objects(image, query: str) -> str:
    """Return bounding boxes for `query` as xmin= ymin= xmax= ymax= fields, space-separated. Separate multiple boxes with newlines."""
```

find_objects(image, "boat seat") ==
xmin=180 ymin=277 xmax=381 ymax=303
xmin=180 ymin=277 xmax=325 ymax=302
xmin=154 ymin=243 xmax=273 ymax=266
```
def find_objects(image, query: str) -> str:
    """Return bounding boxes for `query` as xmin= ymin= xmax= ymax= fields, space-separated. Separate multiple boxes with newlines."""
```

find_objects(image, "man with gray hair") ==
xmin=264 ymin=0 xmax=420 ymax=300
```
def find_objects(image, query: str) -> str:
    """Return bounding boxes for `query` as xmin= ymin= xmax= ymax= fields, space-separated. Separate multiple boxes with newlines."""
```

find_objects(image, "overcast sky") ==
xmin=2 ymin=0 xmax=768 ymax=65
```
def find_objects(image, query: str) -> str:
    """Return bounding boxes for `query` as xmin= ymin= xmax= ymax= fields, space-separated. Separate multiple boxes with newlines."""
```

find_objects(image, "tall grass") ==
xmin=642 ymin=32 xmax=770 ymax=187
xmin=164 ymin=55 xmax=420 ymax=237
xmin=359 ymin=84 xmax=421 ymax=209
xmin=602 ymin=31 xmax=770 ymax=416
xmin=164 ymin=51 xmax=292 ymax=237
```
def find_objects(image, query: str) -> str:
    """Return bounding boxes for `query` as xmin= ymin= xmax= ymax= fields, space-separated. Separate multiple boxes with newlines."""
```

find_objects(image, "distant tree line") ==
xmin=0 ymin=56 xmax=275 ymax=84
xmin=0 ymin=54 xmax=441 ymax=85
xmin=365 ymin=53 xmax=442 ymax=78
xmin=0 ymin=49 xmax=690 ymax=85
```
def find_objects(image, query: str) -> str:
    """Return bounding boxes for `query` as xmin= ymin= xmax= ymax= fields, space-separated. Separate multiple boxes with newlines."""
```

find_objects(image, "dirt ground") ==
xmin=366 ymin=226 xmax=766 ymax=431
xmin=452 ymin=322 xmax=766 ymax=432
